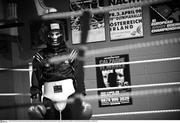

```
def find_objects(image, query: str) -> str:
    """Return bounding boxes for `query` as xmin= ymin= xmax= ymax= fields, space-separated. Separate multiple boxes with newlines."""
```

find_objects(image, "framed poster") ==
xmin=108 ymin=0 xmax=143 ymax=40
xmin=70 ymin=0 xmax=105 ymax=44
xmin=95 ymin=54 xmax=132 ymax=107
xmin=150 ymin=0 xmax=180 ymax=34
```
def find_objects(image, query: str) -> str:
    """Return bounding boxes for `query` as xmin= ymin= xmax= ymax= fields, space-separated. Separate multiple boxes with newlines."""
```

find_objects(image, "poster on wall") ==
xmin=150 ymin=0 xmax=180 ymax=34
xmin=108 ymin=0 xmax=143 ymax=40
xmin=70 ymin=0 xmax=105 ymax=44
xmin=95 ymin=54 xmax=132 ymax=107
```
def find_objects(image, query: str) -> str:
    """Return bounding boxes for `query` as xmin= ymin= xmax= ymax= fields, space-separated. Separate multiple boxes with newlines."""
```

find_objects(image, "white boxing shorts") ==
xmin=43 ymin=79 xmax=75 ymax=111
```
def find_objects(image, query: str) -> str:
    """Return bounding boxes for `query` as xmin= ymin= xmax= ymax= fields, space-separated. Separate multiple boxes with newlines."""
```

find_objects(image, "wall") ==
xmin=67 ymin=0 xmax=180 ymax=120
xmin=0 ymin=0 xmax=17 ymax=119
xmin=0 ymin=0 xmax=34 ymax=119
xmin=0 ymin=50 xmax=16 ymax=120
xmin=0 ymin=0 xmax=179 ymax=120
xmin=84 ymin=5 xmax=180 ymax=120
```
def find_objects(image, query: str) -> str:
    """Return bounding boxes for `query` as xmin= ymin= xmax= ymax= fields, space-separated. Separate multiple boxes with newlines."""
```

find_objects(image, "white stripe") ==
xmin=85 ymin=37 xmax=180 ymax=57
xmin=1 ymin=57 xmax=180 ymax=72
xmin=86 ymin=81 xmax=180 ymax=92
xmin=36 ymin=52 xmax=43 ymax=60
xmin=49 ymin=37 xmax=180 ymax=64
xmin=0 ymin=93 xmax=30 ymax=96
xmin=68 ymin=50 xmax=78 ymax=63
xmin=34 ymin=54 xmax=40 ymax=60
xmin=69 ymin=50 xmax=74 ymax=57
xmin=92 ymin=109 xmax=180 ymax=117
xmin=1 ymin=82 xmax=180 ymax=97
xmin=84 ymin=87 xmax=180 ymax=102
xmin=34 ymin=53 xmax=40 ymax=60
xmin=71 ymin=50 xmax=78 ymax=62
xmin=34 ymin=56 xmax=42 ymax=63
xmin=84 ymin=57 xmax=180 ymax=68
xmin=0 ymin=68 xmax=32 ymax=72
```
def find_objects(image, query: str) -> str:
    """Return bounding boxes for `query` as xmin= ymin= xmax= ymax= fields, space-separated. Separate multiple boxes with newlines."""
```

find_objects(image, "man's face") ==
xmin=48 ymin=30 xmax=63 ymax=46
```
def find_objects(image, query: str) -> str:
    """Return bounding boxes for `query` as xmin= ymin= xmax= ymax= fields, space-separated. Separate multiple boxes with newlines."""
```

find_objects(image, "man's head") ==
xmin=45 ymin=20 xmax=66 ymax=49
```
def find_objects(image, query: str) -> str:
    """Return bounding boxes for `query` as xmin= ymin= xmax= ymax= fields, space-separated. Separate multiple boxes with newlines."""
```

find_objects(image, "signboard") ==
xmin=109 ymin=0 xmax=143 ymax=40
xmin=70 ymin=0 xmax=105 ymax=44
xmin=95 ymin=54 xmax=132 ymax=107
xmin=150 ymin=0 xmax=180 ymax=33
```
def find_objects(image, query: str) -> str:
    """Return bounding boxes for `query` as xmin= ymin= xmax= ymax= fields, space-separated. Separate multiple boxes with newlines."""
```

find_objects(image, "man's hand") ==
xmin=71 ymin=94 xmax=92 ymax=120
xmin=81 ymin=101 xmax=92 ymax=120
xmin=28 ymin=104 xmax=46 ymax=119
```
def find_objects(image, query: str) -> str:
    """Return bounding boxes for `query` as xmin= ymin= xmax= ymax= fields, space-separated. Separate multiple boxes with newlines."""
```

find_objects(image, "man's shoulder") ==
xmin=33 ymin=48 xmax=48 ymax=60
xmin=68 ymin=48 xmax=78 ymax=53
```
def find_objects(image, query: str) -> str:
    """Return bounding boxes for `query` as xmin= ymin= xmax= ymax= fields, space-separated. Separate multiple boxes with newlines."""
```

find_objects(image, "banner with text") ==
xmin=109 ymin=0 xmax=143 ymax=40
xmin=150 ymin=0 xmax=180 ymax=33
xmin=70 ymin=0 xmax=105 ymax=44
xmin=95 ymin=54 xmax=132 ymax=107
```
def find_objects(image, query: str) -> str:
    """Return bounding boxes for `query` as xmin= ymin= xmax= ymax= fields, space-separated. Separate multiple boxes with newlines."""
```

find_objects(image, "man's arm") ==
xmin=69 ymin=49 xmax=86 ymax=96
xmin=28 ymin=54 xmax=46 ymax=119
xmin=30 ymin=54 xmax=44 ymax=102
